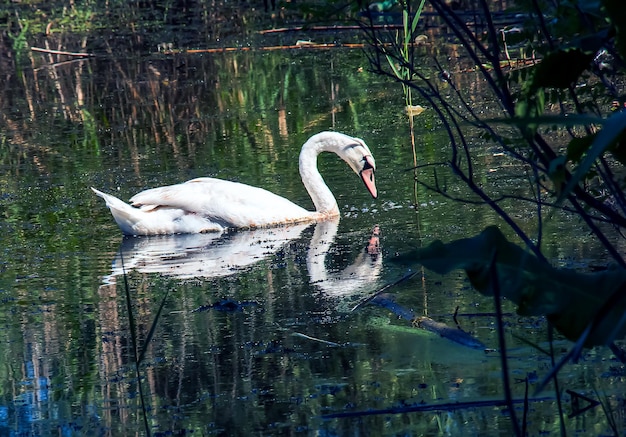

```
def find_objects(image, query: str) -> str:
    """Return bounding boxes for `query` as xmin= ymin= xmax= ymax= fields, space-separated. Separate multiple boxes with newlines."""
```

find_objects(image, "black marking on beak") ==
xmin=360 ymin=155 xmax=377 ymax=199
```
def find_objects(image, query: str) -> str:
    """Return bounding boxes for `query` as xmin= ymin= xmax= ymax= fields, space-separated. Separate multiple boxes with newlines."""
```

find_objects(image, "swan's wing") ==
xmin=129 ymin=177 xmax=314 ymax=228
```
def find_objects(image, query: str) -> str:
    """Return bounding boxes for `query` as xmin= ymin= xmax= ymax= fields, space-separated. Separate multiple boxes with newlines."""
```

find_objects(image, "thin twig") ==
xmin=120 ymin=250 xmax=151 ymax=437
xmin=292 ymin=332 xmax=341 ymax=347
xmin=322 ymin=396 xmax=554 ymax=419
xmin=31 ymin=46 xmax=95 ymax=57
xmin=548 ymin=326 xmax=567 ymax=436
xmin=350 ymin=271 xmax=419 ymax=312
xmin=522 ymin=377 xmax=529 ymax=437
xmin=258 ymin=24 xmax=402 ymax=34
xmin=489 ymin=249 xmax=522 ymax=436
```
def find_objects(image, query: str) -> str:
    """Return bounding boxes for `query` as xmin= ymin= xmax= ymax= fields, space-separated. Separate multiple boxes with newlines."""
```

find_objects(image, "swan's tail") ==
xmin=91 ymin=187 xmax=145 ymax=235
xmin=92 ymin=187 xmax=224 ymax=235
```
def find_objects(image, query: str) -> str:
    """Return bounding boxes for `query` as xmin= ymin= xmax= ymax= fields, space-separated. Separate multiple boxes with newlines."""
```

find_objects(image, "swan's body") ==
xmin=92 ymin=131 xmax=377 ymax=235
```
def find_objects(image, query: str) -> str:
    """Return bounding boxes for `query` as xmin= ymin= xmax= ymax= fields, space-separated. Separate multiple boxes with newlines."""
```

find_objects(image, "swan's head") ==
xmin=335 ymin=134 xmax=378 ymax=199
xmin=301 ymin=131 xmax=378 ymax=201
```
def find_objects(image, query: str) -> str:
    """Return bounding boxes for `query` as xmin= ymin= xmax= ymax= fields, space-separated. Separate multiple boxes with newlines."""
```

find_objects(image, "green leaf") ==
xmin=402 ymin=9 xmax=409 ymax=45
xmin=530 ymin=49 xmax=594 ymax=92
xmin=385 ymin=53 xmax=402 ymax=80
xmin=410 ymin=0 xmax=426 ymax=35
xmin=566 ymin=134 xmax=595 ymax=164
xmin=403 ymin=226 xmax=626 ymax=346
xmin=514 ymin=89 xmax=546 ymax=133
xmin=559 ymin=110 xmax=626 ymax=202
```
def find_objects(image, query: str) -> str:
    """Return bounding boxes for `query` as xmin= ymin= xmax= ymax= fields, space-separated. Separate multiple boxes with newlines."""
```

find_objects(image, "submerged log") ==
xmin=413 ymin=316 xmax=486 ymax=350
xmin=370 ymin=293 xmax=487 ymax=350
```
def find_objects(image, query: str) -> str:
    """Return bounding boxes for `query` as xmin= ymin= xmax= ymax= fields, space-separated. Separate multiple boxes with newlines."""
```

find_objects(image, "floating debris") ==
xmin=192 ymin=298 xmax=259 ymax=313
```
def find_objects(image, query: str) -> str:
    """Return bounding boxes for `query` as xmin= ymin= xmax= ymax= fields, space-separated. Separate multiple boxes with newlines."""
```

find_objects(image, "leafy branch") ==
xmin=362 ymin=0 xmax=626 ymax=266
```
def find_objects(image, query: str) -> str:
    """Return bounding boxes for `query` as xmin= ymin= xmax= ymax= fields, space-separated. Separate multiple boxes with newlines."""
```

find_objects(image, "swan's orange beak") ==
xmin=360 ymin=156 xmax=377 ymax=199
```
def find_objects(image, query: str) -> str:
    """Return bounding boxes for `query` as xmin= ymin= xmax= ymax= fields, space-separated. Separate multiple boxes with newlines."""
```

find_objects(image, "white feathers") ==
xmin=92 ymin=131 xmax=377 ymax=235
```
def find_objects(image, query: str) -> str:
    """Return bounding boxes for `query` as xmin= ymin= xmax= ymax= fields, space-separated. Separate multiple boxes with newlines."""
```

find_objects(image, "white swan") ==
xmin=92 ymin=131 xmax=377 ymax=235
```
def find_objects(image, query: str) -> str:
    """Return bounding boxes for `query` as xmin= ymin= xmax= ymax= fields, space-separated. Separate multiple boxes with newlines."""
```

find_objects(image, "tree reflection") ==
xmin=91 ymin=219 xmax=382 ymax=434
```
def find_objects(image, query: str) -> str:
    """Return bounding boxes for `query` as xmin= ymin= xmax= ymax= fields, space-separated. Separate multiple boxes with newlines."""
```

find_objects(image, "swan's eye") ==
xmin=362 ymin=156 xmax=375 ymax=171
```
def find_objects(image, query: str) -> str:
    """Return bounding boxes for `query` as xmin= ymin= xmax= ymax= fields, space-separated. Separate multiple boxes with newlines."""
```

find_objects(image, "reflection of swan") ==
xmin=91 ymin=132 xmax=377 ymax=235
xmin=100 ymin=220 xmax=382 ymax=297
xmin=101 ymin=223 xmax=311 ymax=283
xmin=307 ymin=220 xmax=382 ymax=296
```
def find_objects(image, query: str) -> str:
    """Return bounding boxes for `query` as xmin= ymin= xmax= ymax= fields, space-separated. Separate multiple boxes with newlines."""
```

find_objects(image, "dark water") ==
xmin=0 ymin=44 xmax=622 ymax=435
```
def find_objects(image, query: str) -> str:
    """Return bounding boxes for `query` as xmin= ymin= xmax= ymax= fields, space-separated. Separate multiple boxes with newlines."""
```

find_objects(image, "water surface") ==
xmin=0 ymin=46 xmax=621 ymax=435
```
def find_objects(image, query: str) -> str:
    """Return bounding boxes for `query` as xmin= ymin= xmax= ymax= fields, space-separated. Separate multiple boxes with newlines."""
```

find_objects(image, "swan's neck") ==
xmin=299 ymin=138 xmax=339 ymax=216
